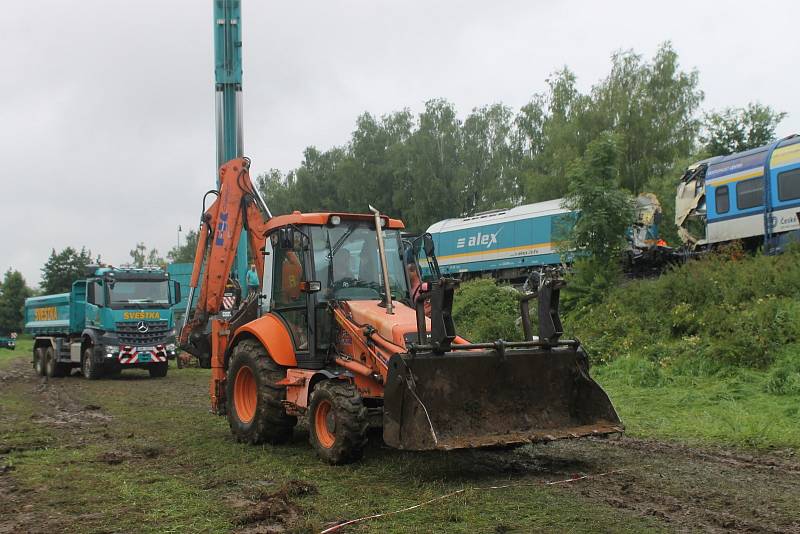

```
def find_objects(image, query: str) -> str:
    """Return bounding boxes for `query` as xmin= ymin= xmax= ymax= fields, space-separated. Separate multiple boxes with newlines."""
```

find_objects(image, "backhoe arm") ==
xmin=180 ymin=157 xmax=270 ymax=361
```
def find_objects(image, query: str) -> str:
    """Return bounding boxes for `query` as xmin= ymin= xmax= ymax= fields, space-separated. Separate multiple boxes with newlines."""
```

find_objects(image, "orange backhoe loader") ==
xmin=180 ymin=157 xmax=622 ymax=464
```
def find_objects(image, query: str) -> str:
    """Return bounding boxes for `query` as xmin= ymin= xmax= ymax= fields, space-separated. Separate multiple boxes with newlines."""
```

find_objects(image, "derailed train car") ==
xmin=676 ymin=134 xmax=800 ymax=251
xmin=425 ymin=194 xmax=670 ymax=283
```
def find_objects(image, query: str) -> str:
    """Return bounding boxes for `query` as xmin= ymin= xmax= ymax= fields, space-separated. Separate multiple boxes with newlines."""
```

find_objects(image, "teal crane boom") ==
xmin=213 ymin=0 xmax=247 ymax=282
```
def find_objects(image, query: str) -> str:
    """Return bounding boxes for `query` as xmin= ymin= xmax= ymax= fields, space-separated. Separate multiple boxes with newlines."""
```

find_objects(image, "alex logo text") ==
xmin=456 ymin=228 xmax=502 ymax=249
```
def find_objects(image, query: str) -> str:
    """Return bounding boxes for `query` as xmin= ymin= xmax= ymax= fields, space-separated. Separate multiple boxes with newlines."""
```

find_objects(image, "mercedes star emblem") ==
xmin=136 ymin=321 xmax=149 ymax=333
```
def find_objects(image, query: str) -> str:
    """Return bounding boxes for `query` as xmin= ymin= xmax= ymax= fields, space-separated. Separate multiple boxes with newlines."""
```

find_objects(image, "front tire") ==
xmin=34 ymin=347 xmax=46 ymax=376
xmin=45 ymin=347 xmax=66 ymax=378
xmin=308 ymin=380 xmax=368 ymax=464
xmin=226 ymin=340 xmax=296 ymax=445
xmin=148 ymin=362 xmax=168 ymax=378
xmin=82 ymin=347 xmax=103 ymax=380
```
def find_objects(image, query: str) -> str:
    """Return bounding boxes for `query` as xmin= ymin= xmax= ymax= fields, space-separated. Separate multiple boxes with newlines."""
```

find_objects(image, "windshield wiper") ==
xmin=330 ymin=224 xmax=357 ymax=259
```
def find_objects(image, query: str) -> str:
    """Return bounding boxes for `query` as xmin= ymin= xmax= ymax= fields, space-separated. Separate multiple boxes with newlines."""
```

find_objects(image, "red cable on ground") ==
xmin=319 ymin=467 xmax=644 ymax=533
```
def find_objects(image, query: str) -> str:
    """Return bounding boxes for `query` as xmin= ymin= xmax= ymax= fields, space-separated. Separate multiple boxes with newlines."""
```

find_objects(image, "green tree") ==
xmin=0 ymin=270 xmax=31 ymax=333
xmin=515 ymin=43 xmax=702 ymax=200
xmin=563 ymin=132 xmax=635 ymax=260
xmin=702 ymin=103 xmax=787 ymax=156
xmin=406 ymin=99 xmax=464 ymax=230
xmin=41 ymin=247 xmax=95 ymax=294
xmin=591 ymin=43 xmax=703 ymax=193
xmin=516 ymin=68 xmax=593 ymax=202
xmin=461 ymin=103 xmax=519 ymax=213
xmin=256 ymin=168 xmax=296 ymax=216
xmin=562 ymin=132 xmax=635 ymax=312
xmin=167 ymin=229 xmax=199 ymax=263
xmin=130 ymin=243 xmax=164 ymax=268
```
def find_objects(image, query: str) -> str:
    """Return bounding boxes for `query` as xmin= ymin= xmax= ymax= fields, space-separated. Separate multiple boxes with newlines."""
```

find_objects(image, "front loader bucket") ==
xmin=383 ymin=345 xmax=622 ymax=451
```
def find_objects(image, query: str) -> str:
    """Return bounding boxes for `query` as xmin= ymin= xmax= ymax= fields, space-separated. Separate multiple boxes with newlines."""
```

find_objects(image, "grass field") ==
xmin=594 ymin=360 xmax=800 ymax=451
xmin=2 ymin=347 xmax=799 ymax=533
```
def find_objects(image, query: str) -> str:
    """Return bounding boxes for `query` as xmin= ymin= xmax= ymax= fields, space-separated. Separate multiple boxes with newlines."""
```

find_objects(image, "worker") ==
xmin=279 ymin=251 xmax=307 ymax=349
xmin=246 ymin=263 xmax=260 ymax=296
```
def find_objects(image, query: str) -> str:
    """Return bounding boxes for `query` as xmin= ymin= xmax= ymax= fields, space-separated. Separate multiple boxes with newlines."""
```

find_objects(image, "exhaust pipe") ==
xmin=369 ymin=205 xmax=394 ymax=315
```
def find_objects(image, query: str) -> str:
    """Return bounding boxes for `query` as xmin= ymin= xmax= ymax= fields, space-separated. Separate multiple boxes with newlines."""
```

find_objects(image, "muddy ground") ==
xmin=1 ymin=354 xmax=798 ymax=533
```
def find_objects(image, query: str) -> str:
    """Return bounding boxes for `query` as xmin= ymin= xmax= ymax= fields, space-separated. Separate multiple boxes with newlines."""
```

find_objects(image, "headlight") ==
xmin=105 ymin=346 xmax=120 ymax=355
xmin=166 ymin=343 xmax=177 ymax=352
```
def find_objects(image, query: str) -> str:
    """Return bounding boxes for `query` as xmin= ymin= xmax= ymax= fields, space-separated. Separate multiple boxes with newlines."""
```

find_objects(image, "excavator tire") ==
xmin=34 ymin=347 xmax=46 ymax=376
xmin=226 ymin=339 xmax=296 ymax=445
xmin=308 ymin=380 xmax=368 ymax=465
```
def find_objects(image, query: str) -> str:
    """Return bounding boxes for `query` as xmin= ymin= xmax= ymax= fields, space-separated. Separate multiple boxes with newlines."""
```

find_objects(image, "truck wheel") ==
xmin=148 ymin=362 xmax=168 ymax=378
xmin=308 ymin=380 xmax=368 ymax=464
xmin=45 ymin=347 xmax=66 ymax=378
xmin=82 ymin=347 xmax=103 ymax=380
xmin=34 ymin=347 xmax=46 ymax=376
xmin=226 ymin=340 xmax=296 ymax=445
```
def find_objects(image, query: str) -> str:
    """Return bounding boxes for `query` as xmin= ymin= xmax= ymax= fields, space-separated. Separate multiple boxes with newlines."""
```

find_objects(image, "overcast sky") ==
xmin=1 ymin=0 xmax=797 ymax=288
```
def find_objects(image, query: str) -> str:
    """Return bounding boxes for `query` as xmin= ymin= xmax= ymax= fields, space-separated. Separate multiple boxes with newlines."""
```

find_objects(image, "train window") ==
xmin=778 ymin=168 xmax=800 ymax=201
xmin=715 ymin=185 xmax=729 ymax=214
xmin=736 ymin=177 xmax=764 ymax=210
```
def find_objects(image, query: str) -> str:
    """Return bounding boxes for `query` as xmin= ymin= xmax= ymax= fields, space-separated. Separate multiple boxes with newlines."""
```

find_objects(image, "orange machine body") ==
xmin=181 ymin=157 xmax=410 ymax=414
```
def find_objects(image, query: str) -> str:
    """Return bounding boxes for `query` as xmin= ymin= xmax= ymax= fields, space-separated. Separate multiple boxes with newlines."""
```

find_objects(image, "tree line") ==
xmin=2 ymin=42 xmax=786 ymax=332
xmin=256 ymin=43 xmax=785 ymax=246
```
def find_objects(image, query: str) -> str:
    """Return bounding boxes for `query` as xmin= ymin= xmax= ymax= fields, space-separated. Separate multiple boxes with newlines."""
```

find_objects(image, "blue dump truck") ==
xmin=24 ymin=266 xmax=181 ymax=379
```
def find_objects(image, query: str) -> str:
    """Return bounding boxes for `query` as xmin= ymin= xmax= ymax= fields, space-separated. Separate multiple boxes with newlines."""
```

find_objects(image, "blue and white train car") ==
xmin=425 ymin=199 xmax=572 ymax=282
xmin=676 ymin=135 xmax=800 ymax=249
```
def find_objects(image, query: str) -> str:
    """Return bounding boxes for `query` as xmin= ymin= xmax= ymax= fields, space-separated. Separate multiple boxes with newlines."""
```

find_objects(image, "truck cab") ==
xmin=0 ymin=331 xmax=16 ymax=350
xmin=25 ymin=266 xmax=181 ymax=379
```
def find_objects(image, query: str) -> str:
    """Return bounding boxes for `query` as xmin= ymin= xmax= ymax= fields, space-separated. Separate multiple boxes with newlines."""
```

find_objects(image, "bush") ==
xmin=764 ymin=351 xmax=800 ymax=396
xmin=452 ymin=278 xmax=522 ymax=342
xmin=569 ymin=247 xmax=800 ymax=371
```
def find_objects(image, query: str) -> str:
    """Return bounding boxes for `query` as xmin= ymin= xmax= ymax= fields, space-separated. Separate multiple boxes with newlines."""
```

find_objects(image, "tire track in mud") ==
xmin=455 ymin=436 xmax=800 ymax=534
xmin=3 ymin=355 xmax=799 ymax=533
xmin=0 ymin=357 xmax=114 ymax=533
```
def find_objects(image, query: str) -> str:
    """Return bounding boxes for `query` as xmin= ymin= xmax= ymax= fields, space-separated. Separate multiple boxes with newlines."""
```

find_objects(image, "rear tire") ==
xmin=45 ymin=347 xmax=66 ymax=378
xmin=34 ymin=347 xmax=46 ymax=376
xmin=226 ymin=339 xmax=296 ymax=445
xmin=308 ymin=380 xmax=368 ymax=464
xmin=148 ymin=362 xmax=168 ymax=378
xmin=82 ymin=347 xmax=103 ymax=380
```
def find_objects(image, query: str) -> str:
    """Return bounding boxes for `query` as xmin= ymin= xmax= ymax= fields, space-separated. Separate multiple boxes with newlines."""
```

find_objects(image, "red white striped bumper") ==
xmin=118 ymin=345 xmax=168 ymax=365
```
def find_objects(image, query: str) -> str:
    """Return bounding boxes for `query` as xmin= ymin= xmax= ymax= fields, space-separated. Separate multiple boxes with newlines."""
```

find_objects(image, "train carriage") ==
xmin=676 ymin=134 xmax=800 ymax=249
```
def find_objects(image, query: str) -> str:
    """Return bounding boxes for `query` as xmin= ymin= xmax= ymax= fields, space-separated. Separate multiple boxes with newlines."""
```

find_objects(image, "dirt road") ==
xmin=1 ymin=354 xmax=798 ymax=533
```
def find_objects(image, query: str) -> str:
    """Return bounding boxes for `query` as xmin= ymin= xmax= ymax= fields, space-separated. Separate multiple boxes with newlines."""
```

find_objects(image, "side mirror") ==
xmin=299 ymin=281 xmax=322 ymax=294
xmin=172 ymin=281 xmax=182 ymax=304
xmin=423 ymin=233 xmax=435 ymax=257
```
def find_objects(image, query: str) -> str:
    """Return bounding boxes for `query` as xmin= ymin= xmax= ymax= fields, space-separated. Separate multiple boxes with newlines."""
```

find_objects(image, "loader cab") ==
xmin=263 ymin=215 xmax=409 ymax=369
